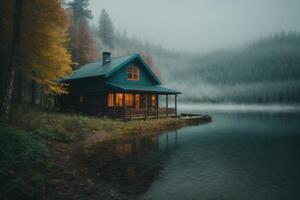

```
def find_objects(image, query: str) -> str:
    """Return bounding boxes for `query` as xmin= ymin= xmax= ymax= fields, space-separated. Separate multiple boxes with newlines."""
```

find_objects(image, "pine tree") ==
xmin=68 ymin=0 xmax=92 ymax=25
xmin=68 ymin=0 xmax=98 ymax=67
xmin=98 ymin=9 xmax=114 ymax=49
xmin=71 ymin=20 xmax=98 ymax=66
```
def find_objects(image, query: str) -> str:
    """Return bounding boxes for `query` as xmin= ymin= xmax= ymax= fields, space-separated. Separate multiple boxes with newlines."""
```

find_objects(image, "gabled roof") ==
xmin=105 ymin=82 xmax=181 ymax=94
xmin=60 ymin=54 xmax=161 ymax=84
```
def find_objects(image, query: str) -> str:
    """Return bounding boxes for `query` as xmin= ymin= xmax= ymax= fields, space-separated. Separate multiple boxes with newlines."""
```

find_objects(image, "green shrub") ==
xmin=0 ymin=127 xmax=50 ymax=200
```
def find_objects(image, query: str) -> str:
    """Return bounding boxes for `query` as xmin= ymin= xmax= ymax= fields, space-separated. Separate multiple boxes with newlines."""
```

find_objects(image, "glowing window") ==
xmin=135 ymin=94 xmax=140 ymax=108
xmin=151 ymin=95 xmax=156 ymax=106
xmin=116 ymin=93 xmax=123 ymax=107
xmin=127 ymin=67 xmax=139 ymax=80
xmin=107 ymin=93 xmax=114 ymax=107
xmin=125 ymin=94 xmax=133 ymax=107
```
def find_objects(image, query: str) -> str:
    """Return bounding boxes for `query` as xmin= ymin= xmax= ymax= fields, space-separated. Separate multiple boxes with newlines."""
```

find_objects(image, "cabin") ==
xmin=58 ymin=52 xmax=181 ymax=119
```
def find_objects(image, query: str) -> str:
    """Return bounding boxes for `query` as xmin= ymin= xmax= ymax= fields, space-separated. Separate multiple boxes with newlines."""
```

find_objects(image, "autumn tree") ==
xmin=0 ymin=0 xmax=72 ymax=122
xmin=20 ymin=0 xmax=72 ymax=95
xmin=68 ymin=0 xmax=98 ymax=67
xmin=98 ymin=9 xmax=114 ymax=49
xmin=71 ymin=20 xmax=98 ymax=66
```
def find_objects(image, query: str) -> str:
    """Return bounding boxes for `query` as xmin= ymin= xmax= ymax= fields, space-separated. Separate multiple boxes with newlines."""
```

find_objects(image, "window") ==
xmin=79 ymin=95 xmax=84 ymax=103
xmin=127 ymin=67 xmax=139 ymax=80
xmin=135 ymin=94 xmax=140 ymax=108
xmin=151 ymin=95 xmax=157 ymax=107
xmin=125 ymin=94 xmax=133 ymax=107
xmin=107 ymin=93 xmax=114 ymax=107
xmin=116 ymin=93 xmax=123 ymax=107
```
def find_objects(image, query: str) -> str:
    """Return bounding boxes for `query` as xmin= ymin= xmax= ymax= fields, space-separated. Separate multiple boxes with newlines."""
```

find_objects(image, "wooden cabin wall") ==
xmin=59 ymin=77 xmax=106 ymax=116
xmin=108 ymin=59 xmax=156 ymax=86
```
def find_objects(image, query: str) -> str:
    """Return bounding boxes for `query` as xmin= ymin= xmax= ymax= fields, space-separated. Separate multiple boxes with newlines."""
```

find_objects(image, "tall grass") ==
xmin=10 ymin=107 xmax=187 ymax=142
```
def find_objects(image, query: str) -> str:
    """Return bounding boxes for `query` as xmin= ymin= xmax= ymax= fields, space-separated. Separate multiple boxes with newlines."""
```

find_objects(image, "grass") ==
xmin=10 ymin=106 xmax=188 ymax=142
xmin=0 ymin=127 xmax=50 ymax=200
xmin=1 ymin=106 xmax=199 ymax=199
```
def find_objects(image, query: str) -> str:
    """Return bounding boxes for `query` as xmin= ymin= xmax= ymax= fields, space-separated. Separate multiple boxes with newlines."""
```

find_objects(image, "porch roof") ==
xmin=105 ymin=82 xmax=181 ymax=94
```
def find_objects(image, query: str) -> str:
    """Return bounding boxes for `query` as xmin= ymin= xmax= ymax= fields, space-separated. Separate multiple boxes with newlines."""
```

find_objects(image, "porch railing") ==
xmin=105 ymin=107 xmax=176 ymax=119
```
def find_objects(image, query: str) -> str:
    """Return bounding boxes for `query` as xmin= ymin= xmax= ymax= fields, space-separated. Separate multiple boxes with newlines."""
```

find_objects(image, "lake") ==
xmin=80 ymin=105 xmax=300 ymax=200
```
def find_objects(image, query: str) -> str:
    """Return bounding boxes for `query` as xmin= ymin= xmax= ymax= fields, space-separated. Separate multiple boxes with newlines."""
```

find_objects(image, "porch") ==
xmin=105 ymin=93 xmax=178 ymax=119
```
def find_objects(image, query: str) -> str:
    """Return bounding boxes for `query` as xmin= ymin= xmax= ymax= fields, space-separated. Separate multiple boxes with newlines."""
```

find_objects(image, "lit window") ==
xmin=151 ymin=95 xmax=156 ymax=106
xmin=127 ymin=67 xmax=139 ymax=80
xmin=116 ymin=93 xmax=123 ymax=107
xmin=107 ymin=93 xmax=114 ymax=107
xmin=125 ymin=94 xmax=133 ymax=107
xmin=135 ymin=94 xmax=140 ymax=108
xmin=80 ymin=95 xmax=84 ymax=103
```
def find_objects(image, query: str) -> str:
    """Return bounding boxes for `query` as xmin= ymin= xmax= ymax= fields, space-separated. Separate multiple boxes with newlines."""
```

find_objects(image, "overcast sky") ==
xmin=88 ymin=0 xmax=300 ymax=53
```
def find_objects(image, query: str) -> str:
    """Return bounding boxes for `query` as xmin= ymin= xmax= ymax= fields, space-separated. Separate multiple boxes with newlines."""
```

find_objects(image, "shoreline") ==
xmin=1 ymin=107 xmax=211 ymax=200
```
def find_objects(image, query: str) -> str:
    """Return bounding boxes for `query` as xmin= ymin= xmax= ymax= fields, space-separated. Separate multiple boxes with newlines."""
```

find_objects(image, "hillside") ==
xmin=122 ymin=32 xmax=300 ymax=104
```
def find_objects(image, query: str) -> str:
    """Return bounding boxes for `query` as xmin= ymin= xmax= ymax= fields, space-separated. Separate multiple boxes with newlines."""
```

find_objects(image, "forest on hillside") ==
xmin=114 ymin=31 xmax=300 ymax=104
xmin=1 ymin=0 xmax=300 ymax=123
xmin=166 ymin=32 xmax=300 ymax=103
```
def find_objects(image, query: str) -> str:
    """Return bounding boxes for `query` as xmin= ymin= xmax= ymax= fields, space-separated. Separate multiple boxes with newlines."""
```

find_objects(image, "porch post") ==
xmin=113 ymin=93 xmax=116 ymax=114
xmin=133 ymin=94 xmax=136 ymax=108
xmin=175 ymin=94 xmax=177 ymax=117
xmin=156 ymin=95 xmax=159 ymax=118
xmin=166 ymin=94 xmax=168 ymax=117
xmin=145 ymin=94 xmax=148 ymax=119
xmin=122 ymin=93 xmax=125 ymax=118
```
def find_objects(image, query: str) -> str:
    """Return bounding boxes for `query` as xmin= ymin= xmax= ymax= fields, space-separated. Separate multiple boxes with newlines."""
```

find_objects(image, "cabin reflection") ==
xmin=79 ymin=131 xmax=178 ymax=195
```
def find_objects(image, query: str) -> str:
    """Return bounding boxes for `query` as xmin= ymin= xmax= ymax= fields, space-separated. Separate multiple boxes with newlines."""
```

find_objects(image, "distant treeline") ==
xmin=136 ymin=32 xmax=299 ymax=104
xmin=116 ymin=31 xmax=300 ymax=104
xmin=179 ymin=32 xmax=300 ymax=103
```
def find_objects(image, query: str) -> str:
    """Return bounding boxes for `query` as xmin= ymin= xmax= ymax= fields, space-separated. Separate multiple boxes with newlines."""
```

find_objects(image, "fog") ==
xmin=89 ymin=0 xmax=300 ymax=53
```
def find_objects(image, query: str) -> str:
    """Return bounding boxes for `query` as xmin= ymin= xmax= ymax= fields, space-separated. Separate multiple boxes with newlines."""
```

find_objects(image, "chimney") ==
xmin=102 ymin=52 xmax=112 ymax=65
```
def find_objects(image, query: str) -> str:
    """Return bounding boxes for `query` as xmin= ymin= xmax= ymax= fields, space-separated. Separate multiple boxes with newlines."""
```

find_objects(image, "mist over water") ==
xmin=178 ymin=103 xmax=300 ymax=114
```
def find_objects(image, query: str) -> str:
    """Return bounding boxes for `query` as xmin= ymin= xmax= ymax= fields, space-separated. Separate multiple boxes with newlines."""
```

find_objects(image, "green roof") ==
xmin=105 ymin=82 xmax=181 ymax=94
xmin=61 ymin=54 xmax=161 ymax=84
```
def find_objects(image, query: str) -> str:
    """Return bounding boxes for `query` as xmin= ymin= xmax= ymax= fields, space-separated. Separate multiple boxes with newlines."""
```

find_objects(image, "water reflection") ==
xmin=78 ymin=131 xmax=179 ymax=195
xmin=75 ymin=112 xmax=300 ymax=200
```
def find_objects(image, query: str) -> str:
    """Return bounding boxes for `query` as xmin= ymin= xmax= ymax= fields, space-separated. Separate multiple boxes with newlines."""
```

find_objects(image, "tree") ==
xmin=68 ymin=0 xmax=92 ymax=25
xmin=71 ymin=20 xmax=98 ymax=66
xmin=68 ymin=0 xmax=98 ymax=67
xmin=20 ymin=0 xmax=72 ymax=95
xmin=1 ymin=0 xmax=72 ymax=121
xmin=0 ymin=0 xmax=23 ymax=123
xmin=98 ymin=9 xmax=114 ymax=49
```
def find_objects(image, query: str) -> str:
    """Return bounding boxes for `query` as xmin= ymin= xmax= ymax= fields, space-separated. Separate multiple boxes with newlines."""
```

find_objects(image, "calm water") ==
xmin=79 ymin=110 xmax=300 ymax=200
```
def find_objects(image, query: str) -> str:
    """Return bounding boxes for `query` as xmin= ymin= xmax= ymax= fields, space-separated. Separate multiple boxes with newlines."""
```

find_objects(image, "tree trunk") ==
xmin=31 ymin=80 xmax=36 ymax=106
xmin=0 ymin=0 xmax=23 ymax=124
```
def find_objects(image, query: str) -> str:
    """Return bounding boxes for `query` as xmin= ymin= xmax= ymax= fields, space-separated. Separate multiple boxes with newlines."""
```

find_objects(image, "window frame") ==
xmin=125 ymin=93 xmax=133 ymax=107
xmin=115 ymin=93 xmax=123 ymax=107
xmin=107 ymin=93 xmax=114 ymax=107
xmin=127 ymin=66 xmax=139 ymax=81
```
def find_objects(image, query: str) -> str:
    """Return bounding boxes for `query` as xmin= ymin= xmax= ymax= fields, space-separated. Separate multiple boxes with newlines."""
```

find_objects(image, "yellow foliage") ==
xmin=19 ymin=0 xmax=72 ymax=94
